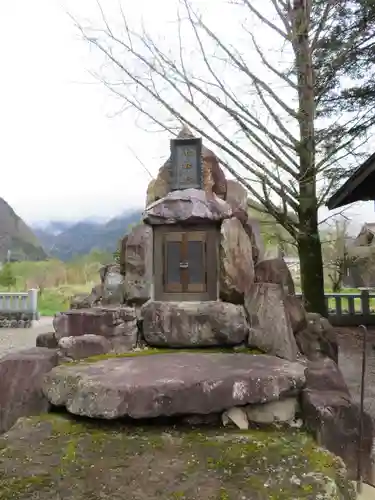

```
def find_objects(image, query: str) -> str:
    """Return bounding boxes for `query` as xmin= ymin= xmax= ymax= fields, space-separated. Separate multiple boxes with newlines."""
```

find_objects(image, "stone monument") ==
xmin=44 ymin=127 xmax=374 ymax=484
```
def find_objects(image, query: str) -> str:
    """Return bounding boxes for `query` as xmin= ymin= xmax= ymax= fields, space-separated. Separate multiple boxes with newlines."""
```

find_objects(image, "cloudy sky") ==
xmin=0 ymin=0 xmax=165 ymax=223
xmin=0 ymin=0 xmax=374 ymax=230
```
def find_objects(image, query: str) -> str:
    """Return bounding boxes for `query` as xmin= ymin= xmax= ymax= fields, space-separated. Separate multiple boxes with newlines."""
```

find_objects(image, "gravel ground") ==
xmin=338 ymin=326 xmax=375 ymax=421
xmin=0 ymin=317 xmax=54 ymax=358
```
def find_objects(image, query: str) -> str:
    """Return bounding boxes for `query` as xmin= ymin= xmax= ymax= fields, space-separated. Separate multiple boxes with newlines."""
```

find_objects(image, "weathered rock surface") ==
xmin=225 ymin=179 xmax=248 ymax=211
xmin=285 ymin=294 xmax=307 ymax=333
xmin=245 ymin=283 xmax=299 ymax=361
xmin=144 ymin=188 xmax=232 ymax=225
xmin=247 ymin=216 xmax=264 ymax=261
xmin=301 ymin=357 xmax=374 ymax=484
xmin=222 ymin=407 xmax=249 ymax=429
xmin=296 ymin=312 xmax=338 ymax=363
xmin=255 ymin=258 xmax=295 ymax=295
xmin=0 ymin=347 xmax=58 ymax=434
xmin=245 ymin=397 xmax=299 ymax=425
xmin=43 ymin=352 xmax=305 ymax=419
xmin=142 ymin=301 xmax=249 ymax=347
xmin=0 ymin=414 xmax=355 ymax=500
xmin=122 ymin=223 xmax=152 ymax=304
xmin=36 ymin=331 xmax=58 ymax=349
xmin=220 ymin=217 xmax=254 ymax=304
xmin=53 ymin=306 xmax=137 ymax=340
xmin=101 ymin=264 xmax=122 ymax=287
xmin=58 ymin=335 xmax=111 ymax=361
xmin=70 ymin=284 xmax=103 ymax=310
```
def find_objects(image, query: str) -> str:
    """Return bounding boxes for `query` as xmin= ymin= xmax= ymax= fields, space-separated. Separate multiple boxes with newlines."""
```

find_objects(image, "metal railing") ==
xmin=0 ymin=289 xmax=39 ymax=320
xmin=296 ymin=290 xmax=375 ymax=326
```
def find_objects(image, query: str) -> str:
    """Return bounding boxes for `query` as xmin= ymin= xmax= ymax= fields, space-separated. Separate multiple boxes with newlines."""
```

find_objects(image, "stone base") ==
xmin=0 ymin=348 xmax=58 ymax=434
xmin=302 ymin=357 xmax=374 ymax=484
xmin=43 ymin=352 xmax=305 ymax=419
xmin=141 ymin=300 xmax=249 ymax=347
xmin=53 ymin=307 xmax=138 ymax=342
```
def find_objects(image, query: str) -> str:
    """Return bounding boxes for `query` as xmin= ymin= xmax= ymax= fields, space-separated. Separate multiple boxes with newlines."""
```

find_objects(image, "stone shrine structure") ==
xmin=28 ymin=126 xmax=374 ymax=486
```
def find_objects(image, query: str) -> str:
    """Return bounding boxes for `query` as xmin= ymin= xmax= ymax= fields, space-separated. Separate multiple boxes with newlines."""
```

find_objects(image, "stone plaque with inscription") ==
xmin=170 ymin=137 xmax=203 ymax=191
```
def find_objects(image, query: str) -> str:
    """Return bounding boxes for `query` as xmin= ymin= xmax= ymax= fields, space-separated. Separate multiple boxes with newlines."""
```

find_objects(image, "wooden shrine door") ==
xmin=154 ymin=226 xmax=218 ymax=301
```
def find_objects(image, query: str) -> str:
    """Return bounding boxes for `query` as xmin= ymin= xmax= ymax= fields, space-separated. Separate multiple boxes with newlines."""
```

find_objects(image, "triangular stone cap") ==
xmin=176 ymin=125 xmax=195 ymax=139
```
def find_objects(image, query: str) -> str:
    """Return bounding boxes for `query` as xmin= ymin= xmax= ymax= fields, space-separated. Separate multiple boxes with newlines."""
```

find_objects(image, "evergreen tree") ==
xmin=312 ymin=0 xmax=375 ymax=180
xmin=0 ymin=263 xmax=16 ymax=289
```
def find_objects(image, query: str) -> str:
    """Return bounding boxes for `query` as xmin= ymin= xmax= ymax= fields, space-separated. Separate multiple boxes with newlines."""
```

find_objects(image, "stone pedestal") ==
xmin=141 ymin=300 xmax=249 ymax=347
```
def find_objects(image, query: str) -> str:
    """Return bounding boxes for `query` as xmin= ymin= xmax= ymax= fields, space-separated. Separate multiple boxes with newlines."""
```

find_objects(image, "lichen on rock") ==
xmin=0 ymin=414 xmax=356 ymax=500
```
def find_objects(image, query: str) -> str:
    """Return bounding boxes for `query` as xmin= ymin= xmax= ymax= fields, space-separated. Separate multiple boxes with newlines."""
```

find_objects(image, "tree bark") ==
xmin=293 ymin=0 xmax=327 ymax=316
xmin=298 ymin=212 xmax=327 ymax=315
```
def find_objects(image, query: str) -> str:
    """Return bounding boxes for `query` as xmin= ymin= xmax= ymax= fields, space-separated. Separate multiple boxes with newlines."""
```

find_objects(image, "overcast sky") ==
xmin=0 ymin=0 xmax=374 ymax=230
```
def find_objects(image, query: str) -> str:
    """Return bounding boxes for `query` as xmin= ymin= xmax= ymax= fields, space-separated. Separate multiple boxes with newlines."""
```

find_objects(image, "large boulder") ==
xmin=119 ymin=233 xmax=128 ymax=275
xmin=0 ymin=414 xmax=355 ymax=500
xmin=295 ymin=312 xmax=338 ymax=363
xmin=301 ymin=357 xmax=374 ymax=484
xmin=220 ymin=217 xmax=254 ymax=304
xmin=43 ymin=352 xmax=305 ymax=419
xmin=98 ymin=264 xmax=125 ymax=305
xmin=142 ymin=300 xmax=249 ymax=347
xmin=245 ymin=397 xmax=299 ymax=425
xmin=53 ymin=306 xmax=138 ymax=341
xmin=36 ymin=331 xmax=58 ymax=349
xmin=100 ymin=264 xmax=122 ymax=287
xmin=58 ymin=334 xmax=111 ymax=361
xmin=144 ymin=188 xmax=232 ymax=225
xmin=70 ymin=284 xmax=104 ymax=310
xmin=225 ymin=179 xmax=248 ymax=211
xmin=284 ymin=294 xmax=307 ymax=333
xmin=247 ymin=217 xmax=264 ymax=261
xmin=122 ymin=224 xmax=152 ymax=305
xmin=0 ymin=347 xmax=58 ymax=434
xmin=254 ymin=258 xmax=295 ymax=295
xmin=228 ymin=206 xmax=263 ymax=265
xmin=245 ymin=283 xmax=299 ymax=361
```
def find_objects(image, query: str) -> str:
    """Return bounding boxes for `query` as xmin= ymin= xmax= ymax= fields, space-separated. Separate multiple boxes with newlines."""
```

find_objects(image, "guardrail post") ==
xmin=28 ymin=288 xmax=38 ymax=321
xmin=361 ymin=289 xmax=370 ymax=316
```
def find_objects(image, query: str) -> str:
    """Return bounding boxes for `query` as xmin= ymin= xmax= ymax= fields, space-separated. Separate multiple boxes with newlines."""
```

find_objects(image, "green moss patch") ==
xmin=0 ymin=414 xmax=356 ymax=500
xmin=63 ymin=346 xmax=264 ymax=365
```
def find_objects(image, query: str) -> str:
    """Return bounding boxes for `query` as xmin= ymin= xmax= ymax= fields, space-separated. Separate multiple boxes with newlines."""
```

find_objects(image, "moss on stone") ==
xmin=62 ymin=346 xmax=263 ymax=365
xmin=0 ymin=414 xmax=356 ymax=499
xmin=0 ymin=475 xmax=53 ymax=500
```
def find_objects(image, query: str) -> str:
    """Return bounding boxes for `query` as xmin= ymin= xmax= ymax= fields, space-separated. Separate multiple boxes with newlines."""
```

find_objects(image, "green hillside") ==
xmin=0 ymin=198 xmax=47 ymax=261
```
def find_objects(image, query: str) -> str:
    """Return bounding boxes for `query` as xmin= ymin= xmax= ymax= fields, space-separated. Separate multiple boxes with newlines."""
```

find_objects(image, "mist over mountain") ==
xmin=32 ymin=209 xmax=143 ymax=261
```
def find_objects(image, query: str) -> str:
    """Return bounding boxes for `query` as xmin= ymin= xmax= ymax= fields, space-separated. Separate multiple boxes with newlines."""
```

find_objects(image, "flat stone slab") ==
xmin=43 ymin=353 xmax=305 ymax=419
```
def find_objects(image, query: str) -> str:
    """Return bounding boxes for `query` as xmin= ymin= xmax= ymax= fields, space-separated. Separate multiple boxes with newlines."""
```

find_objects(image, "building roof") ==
xmin=326 ymin=152 xmax=375 ymax=210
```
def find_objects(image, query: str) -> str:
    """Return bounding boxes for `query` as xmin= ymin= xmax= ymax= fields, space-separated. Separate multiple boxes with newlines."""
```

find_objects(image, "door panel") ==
xmin=164 ymin=237 xmax=183 ymax=293
xmin=186 ymin=239 xmax=206 ymax=291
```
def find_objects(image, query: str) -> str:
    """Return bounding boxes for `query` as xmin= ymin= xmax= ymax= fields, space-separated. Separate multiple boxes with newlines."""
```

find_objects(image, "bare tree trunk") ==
xmin=293 ymin=0 xmax=327 ymax=315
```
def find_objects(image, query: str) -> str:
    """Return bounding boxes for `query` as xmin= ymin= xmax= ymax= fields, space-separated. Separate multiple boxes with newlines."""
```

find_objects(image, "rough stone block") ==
xmin=142 ymin=300 xmax=249 ymax=347
xmin=0 ymin=347 xmax=58 ymax=434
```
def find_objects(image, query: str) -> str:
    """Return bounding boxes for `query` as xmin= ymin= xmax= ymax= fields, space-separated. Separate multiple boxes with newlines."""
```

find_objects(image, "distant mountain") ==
xmin=33 ymin=209 xmax=143 ymax=261
xmin=0 ymin=198 xmax=47 ymax=261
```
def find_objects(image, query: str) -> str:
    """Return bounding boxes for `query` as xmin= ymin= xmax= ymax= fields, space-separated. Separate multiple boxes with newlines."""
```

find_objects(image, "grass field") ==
xmin=0 ymin=251 xmax=112 ymax=316
xmin=36 ymin=284 xmax=94 ymax=316
xmin=0 ymin=254 xmax=371 ymax=317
